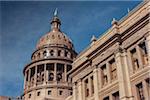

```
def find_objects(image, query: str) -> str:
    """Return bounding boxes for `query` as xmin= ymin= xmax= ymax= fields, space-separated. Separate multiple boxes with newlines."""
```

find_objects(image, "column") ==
xmin=115 ymin=48 xmax=133 ymax=100
xmin=106 ymin=62 xmax=111 ymax=83
xmin=34 ymin=66 xmax=37 ymax=87
xmin=93 ymin=68 xmax=99 ymax=100
xmin=54 ymin=63 xmax=57 ymax=81
xmin=64 ymin=64 xmax=67 ymax=82
xmin=82 ymin=80 xmax=86 ymax=100
xmin=77 ymin=79 xmax=83 ymax=100
xmin=98 ymin=66 xmax=103 ymax=89
xmin=110 ymin=94 xmax=113 ymax=100
xmin=73 ymin=82 xmax=77 ymax=100
xmin=136 ymin=45 xmax=143 ymax=68
xmin=24 ymin=72 xmax=27 ymax=90
xmin=28 ymin=69 xmax=31 ymax=88
xmin=145 ymin=33 xmax=150 ymax=65
xmin=44 ymin=64 xmax=46 ymax=85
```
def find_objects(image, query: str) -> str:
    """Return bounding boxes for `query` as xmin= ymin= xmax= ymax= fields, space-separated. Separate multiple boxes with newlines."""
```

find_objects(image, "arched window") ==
xmin=43 ymin=51 xmax=47 ymax=58
xmin=50 ymin=50 xmax=54 ymax=56
xmin=64 ymin=50 xmax=68 ymax=57
xmin=37 ymin=52 xmax=41 ymax=59
xmin=58 ymin=50 xmax=61 ymax=56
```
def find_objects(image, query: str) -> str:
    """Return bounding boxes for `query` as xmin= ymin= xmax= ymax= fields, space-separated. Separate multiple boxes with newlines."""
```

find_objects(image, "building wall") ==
xmin=67 ymin=1 xmax=150 ymax=100
xmin=0 ymin=96 xmax=10 ymax=100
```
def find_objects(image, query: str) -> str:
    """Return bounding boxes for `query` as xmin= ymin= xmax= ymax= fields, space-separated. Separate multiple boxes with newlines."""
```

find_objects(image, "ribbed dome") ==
xmin=36 ymin=10 xmax=73 ymax=49
xmin=36 ymin=30 xmax=73 ymax=49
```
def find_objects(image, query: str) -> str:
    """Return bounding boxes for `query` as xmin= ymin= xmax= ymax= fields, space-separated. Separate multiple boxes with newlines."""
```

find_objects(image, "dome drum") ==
xmin=31 ymin=46 xmax=76 ymax=61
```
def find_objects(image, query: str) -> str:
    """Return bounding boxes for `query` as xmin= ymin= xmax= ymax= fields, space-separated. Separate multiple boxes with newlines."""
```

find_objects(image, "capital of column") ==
xmin=77 ymin=78 xmax=82 ymax=83
xmin=93 ymin=68 xmax=98 ymax=73
xmin=73 ymin=82 xmax=77 ymax=86
xmin=114 ymin=47 xmax=124 ymax=58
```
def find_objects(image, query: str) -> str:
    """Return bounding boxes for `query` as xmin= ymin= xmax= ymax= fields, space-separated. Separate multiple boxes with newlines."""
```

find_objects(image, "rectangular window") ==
xmin=37 ymin=91 xmax=40 ymax=96
xmin=48 ymin=90 xmax=51 ymax=95
xmin=101 ymin=64 xmax=108 ymax=85
xmin=112 ymin=91 xmax=119 ymax=100
xmin=130 ymin=48 xmax=140 ymax=71
xmin=103 ymin=96 xmax=109 ymax=100
xmin=109 ymin=59 xmax=117 ymax=80
xmin=136 ymin=82 xmax=145 ymax=100
xmin=30 ymin=67 xmax=35 ymax=86
xmin=46 ymin=63 xmax=54 ymax=71
xmin=37 ymin=64 xmax=44 ymax=83
xmin=139 ymin=42 xmax=148 ymax=65
xmin=59 ymin=90 xmax=63 ymax=95
xmin=47 ymin=63 xmax=54 ymax=81
xmin=90 ymin=76 xmax=94 ymax=95
xmin=84 ymin=79 xmax=89 ymax=97
xmin=57 ymin=63 xmax=64 ymax=82
xmin=70 ymin=91 xmax=73 ymax=95
xmin=29 ymin=94 xmax=31 ymax=98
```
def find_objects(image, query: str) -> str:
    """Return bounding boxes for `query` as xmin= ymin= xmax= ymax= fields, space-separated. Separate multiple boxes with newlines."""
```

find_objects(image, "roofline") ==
xmin=74 ymin=1 xmax=147 ymax=62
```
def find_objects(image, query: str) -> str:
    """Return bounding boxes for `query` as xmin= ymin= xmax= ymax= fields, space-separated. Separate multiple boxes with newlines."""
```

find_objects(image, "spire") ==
xmin=50 ymin=8 xmax=61 ymax=31
xmin=54 ymin=8 xmax=58 ymax=17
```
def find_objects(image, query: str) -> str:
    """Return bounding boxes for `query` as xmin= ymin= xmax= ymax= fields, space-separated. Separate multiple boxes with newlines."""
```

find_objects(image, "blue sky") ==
xmin=0 ymin=1 xmax=142 ymax=97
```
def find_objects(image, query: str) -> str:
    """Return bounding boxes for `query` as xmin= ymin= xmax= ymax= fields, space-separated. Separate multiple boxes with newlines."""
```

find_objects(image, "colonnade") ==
xmin=24 ymin=63 xmax=72 ymax=90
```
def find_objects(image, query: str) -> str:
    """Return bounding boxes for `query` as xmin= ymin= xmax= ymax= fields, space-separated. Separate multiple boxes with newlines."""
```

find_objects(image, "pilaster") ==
xmin=136 ymin=45 xmax=143 ymax=68
xmin=127 ymin=51 xmax=134 ymax=74
xmin=93 ymin=68 xmax=99 ymax=100
xmin=145 ymin=33 xmax=150 ymax=65
xmin=143 ymin=80 xmax=149 ymax=100
xmin=98 ymin=66 xmax=103 ymax=89
xmin=73 ymin=82 xmax=77 ymax=100
xmin=88 ymin=77 xmax=92 ymax=97
xmin=77 ymin=79 xmax=83 ymax=100
xmin=82 ymin=80 xmax=86 ymax=100
xmin=115 ymin=48 xmax=133 ymax=100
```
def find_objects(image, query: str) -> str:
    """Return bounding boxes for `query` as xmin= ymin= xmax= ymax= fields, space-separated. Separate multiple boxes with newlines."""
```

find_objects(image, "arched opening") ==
xmin=50 ymin=50 xmax=54 ymax=56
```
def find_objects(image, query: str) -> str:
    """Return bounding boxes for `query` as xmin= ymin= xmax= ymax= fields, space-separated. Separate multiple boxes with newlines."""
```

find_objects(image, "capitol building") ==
xmin=22 ymin=1 xmax=150 ymax=100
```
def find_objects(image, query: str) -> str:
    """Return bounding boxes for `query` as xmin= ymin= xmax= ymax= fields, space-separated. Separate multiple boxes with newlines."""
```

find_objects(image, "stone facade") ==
xmin=67 ymin=1 xmax=150 ymax=100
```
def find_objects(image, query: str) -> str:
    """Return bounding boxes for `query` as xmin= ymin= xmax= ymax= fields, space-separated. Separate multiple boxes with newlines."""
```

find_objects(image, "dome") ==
xmin=36 ymin=10 xmax=73 ymax=49
xmin=36 ymin=30 xmax=73 ymax=49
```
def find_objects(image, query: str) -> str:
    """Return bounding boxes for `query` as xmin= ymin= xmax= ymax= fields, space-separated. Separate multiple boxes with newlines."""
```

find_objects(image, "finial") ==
xmin=127 ymin=8 xmax=130 ymax=13
xmin=112 ymin=18 xmax=116 ymax=22
xmin=91 ymin=35 xmax=97 ymax=43
xmin=111 ymin=17 xmax=118 ymax=25
xmin=54 ymin=8 xmax=58 ymax=17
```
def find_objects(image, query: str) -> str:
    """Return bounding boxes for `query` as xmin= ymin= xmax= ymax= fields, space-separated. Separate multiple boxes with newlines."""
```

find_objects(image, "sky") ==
xmin=0 ymin=0 xmax=142 ymax=97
